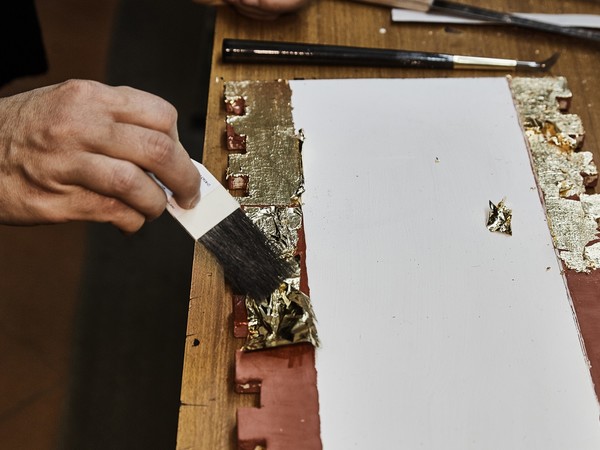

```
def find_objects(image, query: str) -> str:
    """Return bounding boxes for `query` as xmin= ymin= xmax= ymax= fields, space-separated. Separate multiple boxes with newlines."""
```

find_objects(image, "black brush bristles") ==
xmin=198 ymin=208 xmax=295 ymax=300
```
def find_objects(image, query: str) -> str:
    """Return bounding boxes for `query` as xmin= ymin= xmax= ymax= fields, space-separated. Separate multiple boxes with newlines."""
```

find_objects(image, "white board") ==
xmin=289 ymin=77 xmax=600 ymax=449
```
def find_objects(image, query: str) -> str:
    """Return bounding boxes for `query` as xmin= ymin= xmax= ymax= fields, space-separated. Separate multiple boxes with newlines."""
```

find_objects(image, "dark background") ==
xmin=0 ymin=1 xmax=215 ymax=448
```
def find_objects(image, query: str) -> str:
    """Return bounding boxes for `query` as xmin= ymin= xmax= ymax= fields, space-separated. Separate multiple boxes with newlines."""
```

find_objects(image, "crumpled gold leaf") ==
xmin=225 ymin=81 xmax=318 ymax=350
xmin=241 ymin=206 xmax=319 ymax=349
xmin=244 ymin=282 xmax=320 ymax=351
xmin=487 ymin=199 xmax=512 ymax=235
xmin=241 ymin=206 xmax=320 ymax=350
xmin=510 ymin=76 xmax=600 ymax=272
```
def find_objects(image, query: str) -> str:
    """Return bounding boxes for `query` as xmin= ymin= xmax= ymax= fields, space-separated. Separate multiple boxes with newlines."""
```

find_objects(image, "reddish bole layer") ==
xmin=564 ymin=268 xmax=600 ymax=401
xmin=235 ymin=344 xmax=321 ymax=450
xmin=225 ymin=89 xmax=322 ymax=449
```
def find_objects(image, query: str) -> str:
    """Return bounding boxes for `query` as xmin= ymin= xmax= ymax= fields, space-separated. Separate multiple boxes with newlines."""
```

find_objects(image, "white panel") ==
xmin=290 ymin=78 xmax=600 ymax=449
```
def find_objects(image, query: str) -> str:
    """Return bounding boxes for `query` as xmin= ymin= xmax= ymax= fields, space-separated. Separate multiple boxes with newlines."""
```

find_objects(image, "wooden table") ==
xmin=176 ymin=1 xmax=600 ymax=448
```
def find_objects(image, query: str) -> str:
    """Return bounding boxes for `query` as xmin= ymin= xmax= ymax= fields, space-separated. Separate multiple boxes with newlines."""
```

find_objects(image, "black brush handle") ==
xmin=433 ymin=0 xmax=600 ymax=43
xmin=222 ymin=39 xmax=454 ymax=69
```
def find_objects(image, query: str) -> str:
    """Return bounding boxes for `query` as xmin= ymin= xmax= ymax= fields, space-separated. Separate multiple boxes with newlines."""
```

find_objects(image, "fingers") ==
xmin=97 ymin=85 xmax=201 ymax=208
xmin=50 ymin=81 xmax=200 ymax=210
xmin=0 ymin=80 xmax=201 ymax=233
xmin=162 ymin=142 xmax=201 ymax=209
xmin=67 ymin=152 xmax=168 ymax=221
xmin=51 ymin=81 xmax=180 ymax=139
xmin=74 ymin=194 xmax=147 ymax=233
xmin=28 ymin=157 xmax=159 ymax=233
xmin=25 ymin=185 xmax=148 ymax=234
xmin=85 ymin=122 xmax=201 ymax=209
xmin=72 ymin=193 xmax=147 ymax=234
xmin=109 ymin=85 xmax=180 ymax=140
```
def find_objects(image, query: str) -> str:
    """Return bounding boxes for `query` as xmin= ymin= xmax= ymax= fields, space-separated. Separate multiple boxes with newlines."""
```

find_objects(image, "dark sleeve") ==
xmin=0 ymin=0 xmax=48 ymax=87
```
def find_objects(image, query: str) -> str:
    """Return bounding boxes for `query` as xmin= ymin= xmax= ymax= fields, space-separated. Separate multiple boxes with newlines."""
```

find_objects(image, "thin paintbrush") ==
xmin=151 ymin=161 xmax=294 ymax=300
xmin=377 ymin=0 xmax=600 ymax=43
xmin=222 ymin=39 xmax=559 ymax=71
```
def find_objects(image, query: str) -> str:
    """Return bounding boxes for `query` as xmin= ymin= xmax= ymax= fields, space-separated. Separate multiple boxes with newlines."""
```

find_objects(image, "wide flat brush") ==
xmin=152 ymin=161 xmax=294 ymax=300
xmin=383 ymin=0 xmax=600 ymax=43
xmin=222 ymin=39 xmax=559 ymax=71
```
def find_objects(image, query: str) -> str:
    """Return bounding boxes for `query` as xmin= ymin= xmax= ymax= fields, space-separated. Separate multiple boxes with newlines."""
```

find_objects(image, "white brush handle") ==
xmin=151 ymin=160 xmax=240 ymax=240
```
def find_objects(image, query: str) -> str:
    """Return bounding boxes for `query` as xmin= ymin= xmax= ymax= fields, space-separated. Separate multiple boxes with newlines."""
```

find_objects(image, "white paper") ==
xmin=391 ymin=10 xmax=600 ymax=29
xmin=290 ymin=78 xmax=600 ymax=449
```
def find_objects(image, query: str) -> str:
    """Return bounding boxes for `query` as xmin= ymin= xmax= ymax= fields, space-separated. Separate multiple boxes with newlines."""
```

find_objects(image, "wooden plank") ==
xmin=178 ymin=0 xmax=600 ymax=448
xmin=178 ymin=245 xmax=256 ymax=449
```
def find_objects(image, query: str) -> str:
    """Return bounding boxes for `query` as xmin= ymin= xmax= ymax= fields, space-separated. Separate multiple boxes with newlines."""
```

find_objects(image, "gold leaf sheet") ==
xmin=511 ymin=77 xmax=600 ymax=272
xmin=225 ymin=81 xmax=317 ymax=350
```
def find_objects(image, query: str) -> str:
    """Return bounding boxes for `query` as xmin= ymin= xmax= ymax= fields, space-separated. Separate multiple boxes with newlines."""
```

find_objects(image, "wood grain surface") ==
xmin=177 ymin=1 xmax=600 ymax=448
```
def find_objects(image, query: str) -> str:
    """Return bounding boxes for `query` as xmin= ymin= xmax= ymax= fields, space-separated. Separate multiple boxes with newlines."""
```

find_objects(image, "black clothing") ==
xmin=0 ymin=1 xmax=47 ymax=87
xmin=60 ymin=1 xmax=214 ymax=448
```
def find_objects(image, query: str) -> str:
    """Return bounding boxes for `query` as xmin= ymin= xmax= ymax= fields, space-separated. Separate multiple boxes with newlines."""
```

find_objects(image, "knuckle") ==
xmin=109 ymin=163 xmax=139 ymax=194
xmin=147 ymin=197 xmax=167 ymax=220
xmin=159 ymin=102 xmax=178 ymax=128
xmin=71 ymin=189 xmax=112 ymax=218
xmin=101 ymin=197 xmax=144 ymax=232
xmin=44 ymin=80 xmax=102 ymax=141
xmin=104 ymin=199 xmax=145 ymax=233
xmin=146 ymin=99 xmax=178 ymax=133
xmin=101 ymin=196 xmax=128 ymax=218
xmin=43 ymin=117 xmax=72 ymax=143
xmin=58 ymin=79 xmax=99 ymax=102
xmin=145 ymin=132 xmax=175 ymax=165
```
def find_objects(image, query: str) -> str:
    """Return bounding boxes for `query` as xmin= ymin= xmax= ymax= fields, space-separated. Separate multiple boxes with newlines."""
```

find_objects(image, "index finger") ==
xmin=138 ymin=136 xmax=201 ymax=210
xmin=86 ymin=121 xmax=201 ymax=209
xmin=98 ymin=86 xmax=199 ymax=207
xmin=160 ymin=142 xmax=201 ymax=209
xmin=105 ymin=85 xmax=180 ymax=140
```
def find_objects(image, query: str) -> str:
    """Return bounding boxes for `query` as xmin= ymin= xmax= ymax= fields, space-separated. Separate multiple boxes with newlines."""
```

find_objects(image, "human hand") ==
xmin=0 ymin=80 xmax=201 ymax=233
xmin=222 ymin=0 xmax=311 ymax=20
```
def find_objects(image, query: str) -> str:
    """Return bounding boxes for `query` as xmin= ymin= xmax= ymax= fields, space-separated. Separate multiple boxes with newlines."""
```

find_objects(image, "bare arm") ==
xmin=0 ymin=79 xmax=201 ymax=233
